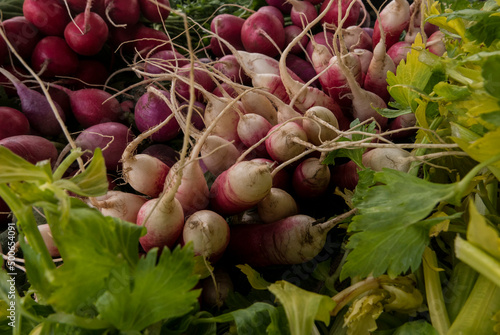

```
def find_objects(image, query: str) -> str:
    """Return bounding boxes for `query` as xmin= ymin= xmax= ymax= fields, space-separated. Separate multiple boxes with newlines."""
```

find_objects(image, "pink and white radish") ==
xmin=363 ymin=39 xmax=396 ymax=104
xmin=292 ymin=157 xmax=331 ymax=198
xmin=240 ymin=10 xmax=285 ymax=58
xmin=387 ymin=41 xmax=412 ymax=66
xmin=426 ymin=31 xmax=446 ymax=57
xmin=251 ymin=158 xmax=291 ymax=190
xmin=371 ymin=0 xmax=411 ymax=50
xmin=265 ymin=121 xmax=308 ymax=163
xmin=257 ymin=188 xmax=298 ymax=224
xmin=237 ymin=113 xmax=273 ymax=157
xmin=289 ymin=0 xmax=318 ymax=29
xmin=200 ymin=135 xmax=240 ymax=177
xmin=94 ymin=190 xmax=147 ymax=223
xmin=302 ymin=106 xmax=339 ymax=145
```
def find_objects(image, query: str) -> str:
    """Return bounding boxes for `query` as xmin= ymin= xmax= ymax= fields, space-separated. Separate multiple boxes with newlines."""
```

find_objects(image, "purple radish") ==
xmin=0 ymin=134 xmax=58 ymax=166
xmin=0 ymin=107 xmax=30 ymax=140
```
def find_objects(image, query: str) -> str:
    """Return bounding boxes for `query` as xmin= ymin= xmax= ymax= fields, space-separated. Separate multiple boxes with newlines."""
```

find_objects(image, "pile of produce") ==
xmin=0 ymin=0 xmax=499 ymax=333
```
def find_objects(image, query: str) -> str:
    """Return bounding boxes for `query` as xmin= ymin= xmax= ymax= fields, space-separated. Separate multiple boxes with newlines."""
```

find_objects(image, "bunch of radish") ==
xmin=0 ymin=0 xmax=447 ymax=286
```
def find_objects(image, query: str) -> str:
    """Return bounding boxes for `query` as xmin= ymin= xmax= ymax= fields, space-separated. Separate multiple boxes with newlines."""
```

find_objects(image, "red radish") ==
xmin=387 ymin=41 xmax=412 ymax=66
xmin=363 ymin=40 xmax=396 ymax=104
xmin=94 ymin=190 xmax=148 ymax=223
xmin=175 ymin=63 xmax=217 ymax=102
xmin=164 ymin=160 xmax=210 ymax=216
xmin=179 ymin=101 xmax=206 ymax=131
xmin=73 ymin=60 xmax=110 ymax=88
xmin=212 ymin=54 xmax=250 ymax=85
xmin=141 ymin=143 xmax=179 ymax=168
xmin=104 ymin=0 xmax=141 ymax=26
xmin=302 ymin=106 xmax=339 ymax=145
xmin=136 ymin=196 xmax=184 ymax=252
xmin=31 ymin=36 xmax=79 ymax=77
xmin=319 ymin=0 xmax=361 ymax=28
xmin=284 ymin=25 xmax=309 ymax=55
xmin=305 ymin=31 xmax=336 ymax=63
xmin=257 ymin=6 xmax=285 ymax=26
xmin=0 ymin=107 xmax=30 ymax=140
xmin=64 ymin=0 xmax=105 ymax=14
xmin=227 ymin=212 xmax=351 ymax=266
xmin=138 ymin=0 xmax=171 ymax=23
xmin=240 ymin=11 xmax=285 ymax=58
xmin=181 ymin=210 xmax=230 ymax=262
xmin=265 ymin=122 xmax=308 ymax=163
xmin=0 ymin=135 xmax=58 ymax=166
xmin=289 ymin=0 xmax=318 ymax=29
xmin=342 ymin=26 xmax=373 ymax=51
xmin=133 ymin=25 xmax=172 ymax=57
xmin=426 ymin=31 xmax=446 ymax=57
xmin=74 ymin=122 xmax=133 ymax=171
xmin=64 ymin=12 xmax=109 ymax=56
xmin=0 ymin=37 xmax=7 ymax=64
xmin=285 ymin=54 xmax=321 ymax=89
xmin=143 ymin=50 xmax=189 ymax=75
xmin=134 ymin=89 xmax=180 ymax=142
xmin=353 ymin=48 xmax=373 ymax=75
xmin=0 ymin=67 xmax=66 ymax=137
xmin=200 ymin=135 xmax=240 ymax=177
xmin=371 ymin=0 xmax=411 ymax=50
xmin=251 ymin=158 xmax=291 ymax=190
xmin=1 ymin=16 xmax=42 ymax=60
xmin=265 ymin=0 xmax=292 ymax=14
xmin=209 ymin=14 xmax=246 ymax=57
xmin=209 ymin=160 xmax=273 ymax=216
xmin=108 ymin=23 xmax=140 ymax=52
xmin=22 ymin=0 xmax=70 ymax=37
xmin=257 ymin=188 xmax=298 ymax=224
xmin=237 ymin=113 xmax=273 ymax=157
xmin=292 ymin=157 xmax=331 ymax=198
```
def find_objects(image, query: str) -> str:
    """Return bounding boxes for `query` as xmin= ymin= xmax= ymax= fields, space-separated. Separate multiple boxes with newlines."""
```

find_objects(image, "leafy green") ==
xmin=392 ymin=320 xmax=439 ymax=335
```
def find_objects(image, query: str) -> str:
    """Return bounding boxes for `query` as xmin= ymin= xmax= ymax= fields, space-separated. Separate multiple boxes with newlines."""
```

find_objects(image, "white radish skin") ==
xmin=292 ymin=157 xmax=331 ymax=198
xmin=363 ymin=147 xmax=412 ymax=172
xmin=209 ymin=160 xmax=273 ymax=216
xmin=265 ymin=122 xmax=308 ymax=163
xmin=204 ymin=95 xmax=242 ymax=145
xmin=363 ymin=40 xmax=396 ymax=104
xmin=342 ymin=26 xmax=373 ymax=51
xmin=28 ymin=224 xmax=59 ymax=258
xmin=353 ymin=48 xmax=373 ymax=75
xmin=322 ymin=52 xmax=363 ymax=108
xmin=94 ymin=190 xmax=148 ymax=223
xmin=200 ymin=135 xmax=240 ymax=177
xmin=136 ymin=196 xmax=184 ymax=252
xmin=302 ymin=106 xmax=339 ymax=145
xmin=164 ymin=160 xmax=210 ymax=216
xmin=251 ymin=158 xmax=291 ymax=190
xmin=182 ymin=210 xmax=230 ymax=262
xmin=237 ymin=113 xmax=273 ymax=157
xmin=426 ymin=31 xmax=446 ymax=57
xmin=257 ymin=188 xmax=298 ymax=224
xmin=122 ymin=154 xmax=170 ymax=197
xmin=239 ymin=90 xmax=278 ymax=125
xmin=372 ymin=0 xmax=411 ymax=50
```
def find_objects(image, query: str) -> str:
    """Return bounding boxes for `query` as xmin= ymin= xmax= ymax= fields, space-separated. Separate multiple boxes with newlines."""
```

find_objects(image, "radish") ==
xmin=181 ymin=210 xmax=230 ymax=262
xmin=209 ymin=14 xmax=246 ymax=57
xmin=201 ymin=267 xmax=234 ymax=309
xmin=28 ymin=224 xmax=60 ymax=258
xmin=363 ymin=40 xmax=396 ymax=104
xmin=387 ymin=41 xmax=412 ymax=66
xmin=22 ymin=0 xmax=70 ymax=37
xmin=353 ymin=48 xmax=373 ymax=75
xmin=74 ymin=122 xmax=133 ymax=171
xmin=265 ymin=0 xmax=292 ymax=13
xmin=209 ymin=160 xmax=273 ymax=216
xmin=203 ymin=94 xmax=242 ymax=145
xmin=388 ymin=113 xmax=417 ymax=140
xmin=319 ymin=0 xmax=361 ymax=28
xmin=292 ymin=157 xmax=331 ymax=198
xmin=212 ymin=54 xmax=250 ymax=85
xmin=289 ymin=0 xmax=318 ymax=29
xmin=240 ymin=11 xmax=285 ymax=58
xmin=0 ymin=67 xmax=66 ymax=137
xmin=174 ymin=63 xmax=217 ymax=103
xmin=212 ymin=83 xmax=239 ymax=99
xmin=265 ymin=122 xmax=308 ymax=163
xmin=73 ymin=60 xmax=110 ymax=88
xmin=179 ymin=101 xmax=206 ymax=131
xmin=104 ymin=0 xmax=141 ymax=26
xmin=251 ymin=158 xmax=291 ymax=190
xmin=237 ymin=113 xmax=273 ymax=157
xmin=134 ymin=89 xmax=180 ymax=142
xmin=200 ymin=135 xmax=240 ymax=177
xmin=0 ymin=135 xmax=58 ymax=166
xmin=302 ymin=106 xmax=339 ymax=145
xmin=342 ymin=26 xmax=373 ymax=51
xmin=285 ymin=54 xmax=321 ymax=89
xmin=305 ymin=31 xmax=336 ymax=63
xmin=227 ymin=211 xmax=353 ymax=266
xmin=141 ymin=143 xmax=179 ymax=168
xmin=31 ymin=36 xmax=79 ymax=77
xmin=284 ymin=25 xmax=309 ymax=55
xmin=143 ymin=49 xmax=189 ymax=75
xmin=133 ymin=25 xmax=172 ymax=57
xmin=257 ymin=188 xmax=298 ymax=224
xmin=371 ymin=0 xmax=411 ymax=50
xmin=64 ymin=11 xmax=109 ymax=56
xmin=136 ymin=196 xmax=184 ymax=252
xmin=94 ymin=190 xmax=148 ymax=223
xmin=0 ymin=107 xmax=30 ymax=140
xmin=257 ymin=6 xmax=285 ymax=26
xmin=239 ymin=90 xmax=278 ymax=125
xmin=138 ymin=0 xmax=171 ymax=23
xmin=426 ymin=31 xmax=446 ymax=57
xmin=1 ymin=16 xmax=42 ymax=60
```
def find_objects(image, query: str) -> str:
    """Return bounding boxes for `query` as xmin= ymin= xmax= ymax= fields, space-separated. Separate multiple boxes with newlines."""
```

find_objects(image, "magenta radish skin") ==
xmin=363 ymin=41 xmax=396 ymax=104
xmin=2 ymin=16 xmax=42 ymax=60
xmin=265 ymin=0 xmax=292 ymax=13
xmin=0 ymin=135 xmax=58 ymax=166
xmin=181 ymin=210 xmax=230 ymax=262
xmin=75 ymin=122 xmax=133 ymax=171
xmin=164 ymin=160 xmax=210 ymax=216
xmin=240 ymin=12 xmax=285 ymax=58
xmin=134 ymin=89 xmax=180 ymax=142
xmin=257 ymin=188 xmax=298 ymax=224
xmin=67 ymin=88 xmax=122 ymax=128
xmin=292 ymin=157 xmax=331 ymax=198
xmin=133 ymin=25 xmax=172 ymax=57
xmin=95 ymin=190 xmax=148 ymax=223
xmin=31 ymin=36 xmax=79 ymax=77
xmin=122 ymin=154 xmax=170 ymax=197
xmin=0 ymin=68 xmax=66 ymax=137
xmin=0 ymin=107 xmax=30 ymax=140
xmin=200 ymin=135 xmax=240 ymax=177
xmin=290 ymin=0 xmax=318 ymax=29
xmin=257 ymin=6 xmax=285 ymax=26
xmin=138 ymin=0 xmax=171 ymax=23
xmin=285 ymin=54 xmax=320 ymax=88
xmin=387 ymin=41 xmax=412 ymax=66
xmin=141 ymin=143 xmax=179 ymax=168
xmin=64 ymin=12 xmax=109 ymax=56
xmin=175 ymin=63 xmax=217 ymax=102
xmin=144 ymin=50 xmax=189 ymax=75
xmin=284 ymin=25 xmax=309 ymax=55
xmin=209 ymin=14 xmax=246 ymax=57
xmin=265 ymin=122 xmax=308 ymax=163
xmin=136 ymin=197 xmax=184 ymax=252
xmin=104 ymin=0 xmax=141 ymax=25
xmin=73 ymin=60 xmax=110 ymax=89
xmin=319 ymin=0 xmax=361 ymax=28
xmin=22 ymin=0 xmax=70 ymax=37
xmin=213 ymin=54 xmax=250 ymax=85
xmin=237 ymin=113 xmax=273 ymax=157
xmin=227 ymin=214 xmax=335 ymax=266
xmin=209 ymin=160 xmax=273 ymax=216
xmin=372 ymin=0 xmax=411 ymax=50
xmin=302 ymin=106 xmax=339 ymax=145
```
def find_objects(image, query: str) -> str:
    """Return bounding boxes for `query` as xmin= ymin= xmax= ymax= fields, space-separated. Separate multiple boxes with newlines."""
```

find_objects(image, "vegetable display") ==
xmin=1 ymin=0 xmax=500 ymax=334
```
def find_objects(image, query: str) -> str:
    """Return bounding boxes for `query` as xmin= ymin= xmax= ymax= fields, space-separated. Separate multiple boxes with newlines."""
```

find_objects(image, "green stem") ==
xmin=52 ymin=148 xmax=84 ymax=181
xmin=409 ymin=116 xmax=445 ymax=176
xmin=422 ymin=247 xmax=450 ymax=335
xmin=444 ymin=261 xmax=478 ymax=323
xmin=454 ymin=152 xmax=500 ymax=202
